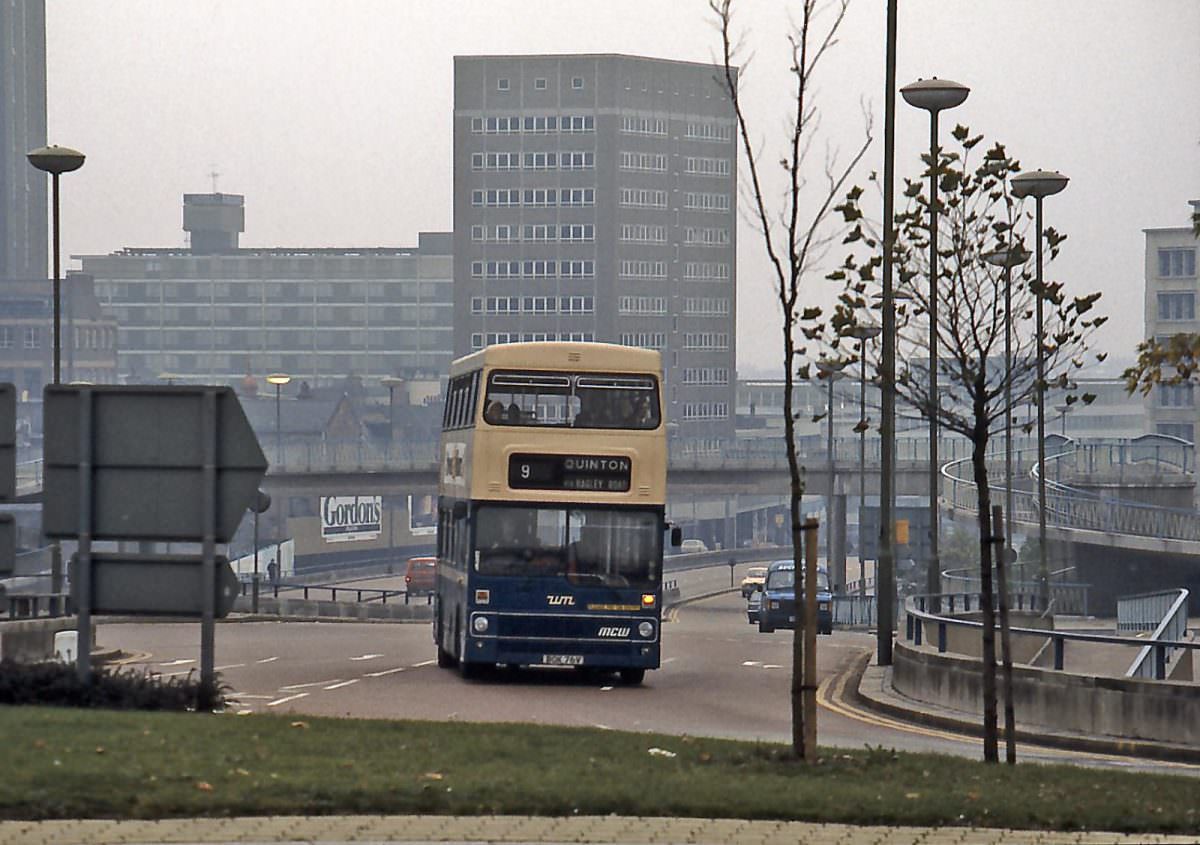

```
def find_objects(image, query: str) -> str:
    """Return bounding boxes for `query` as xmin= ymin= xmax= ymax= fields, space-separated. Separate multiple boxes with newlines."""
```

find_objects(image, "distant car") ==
xmin=679 ymin=538 xmax=708 ymax=554
xmin=404 ymin=556 xmax=437 ymax=596
xmin=746 ymin=589 xmax=762 ymax=625
xmin=740 ymin=565 xmax=768 ymax=599
xmin=758 ymin=559 xmax=832 ymax=635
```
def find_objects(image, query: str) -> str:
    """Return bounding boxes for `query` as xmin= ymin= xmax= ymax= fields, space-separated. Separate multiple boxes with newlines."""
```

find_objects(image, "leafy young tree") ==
xmin=828 ymin=127 xmax=1105 ymax=763
xmin=710 ymin=0 xmax=872 ymax=761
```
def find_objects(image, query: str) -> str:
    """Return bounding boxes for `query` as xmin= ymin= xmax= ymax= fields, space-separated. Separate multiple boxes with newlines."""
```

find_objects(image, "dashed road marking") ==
xmin=324 ymin=679 xmax=360 ymax=690
xmin=279 ymin=679 xmax=342 ymax=690
xmin=349 ymin=653 xmax=383 ymax=661
xmin=214 ymin=663 xmax=245 ymax=671
xmin=411 ymin=659 xmax=436 ymax=668
xmin=266 ymin=692 xmax=309 ymax=707
xmin=256 ymin=656 xmax=279 ymax=664
xmin=364 ymin=667 xmax=406 ymax=677
xmin=158 ymin=659 xmax=194 ymax=667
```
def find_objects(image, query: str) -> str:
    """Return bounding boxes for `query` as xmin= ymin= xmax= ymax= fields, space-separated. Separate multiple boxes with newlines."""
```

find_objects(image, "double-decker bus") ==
xmin=434 ymin=341 xmax=677 ymax=684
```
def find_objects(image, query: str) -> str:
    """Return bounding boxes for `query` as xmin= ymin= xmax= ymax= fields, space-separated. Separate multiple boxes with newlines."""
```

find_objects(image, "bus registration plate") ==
xmin=542 ymin=654 xmax=584 ymax=666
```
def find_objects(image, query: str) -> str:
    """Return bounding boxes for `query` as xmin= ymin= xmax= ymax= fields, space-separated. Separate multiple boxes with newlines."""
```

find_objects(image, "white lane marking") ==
xmin=256 ymin=656 xmax=279 ymax=664
xmin=158 ymin=659 xmax=194 ymax=667
xmin=762 ymin=663 xmax=784 ymax=669
xmin=661 ymin=657 xmax=678 ymax=665
xmin=364 ymin=667 xmax=406 ymax=678
xmin=411 ymin=659 xmax=436 ymax=668
xmin=279 ymin=679 xmax=342 ymax=690
xmin=601 ymin=685 xmax=615 ymax=691
xmin=593 ymin=723 xmax=613 ymax=730
xmin=266 ymin=692 xmax=309 ymax=707
xmin=742 ymin=660 xmax=762 ymax=667
xmin=349 ymin=653 xmax=383 ymax=661
xmin=214 ymin=663 xmax=245 ymax=671
xmin=324 ymin=679 xmax=360 ymax=690
xmin=231 ymin=694 xmax=275 ymax=700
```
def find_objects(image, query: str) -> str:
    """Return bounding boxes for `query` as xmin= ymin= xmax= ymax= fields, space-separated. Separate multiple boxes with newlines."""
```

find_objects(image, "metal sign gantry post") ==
xmin=0 ymin=383 xmax=15 ymax=574
xmin=43 ymin=385 xmax=267 ymax=687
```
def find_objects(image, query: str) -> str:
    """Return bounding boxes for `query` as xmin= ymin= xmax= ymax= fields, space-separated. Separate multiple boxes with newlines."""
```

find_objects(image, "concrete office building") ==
xmin=78 ymin=193 xmax=455 ymax=388
xmin=1142 ymin=199 xmax=1200 ymax=441
xmin=0 ymin=0 xmax=47 ymax=281
xmin=453 ymin=54 xmax=738 ymax=445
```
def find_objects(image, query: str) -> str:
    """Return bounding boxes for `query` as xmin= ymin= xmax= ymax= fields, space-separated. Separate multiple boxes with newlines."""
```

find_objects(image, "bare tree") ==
xmin=710 ymin=0 xmax=872 ymax=760
xmin=829 ymin=127 xmax=1105 ymax=763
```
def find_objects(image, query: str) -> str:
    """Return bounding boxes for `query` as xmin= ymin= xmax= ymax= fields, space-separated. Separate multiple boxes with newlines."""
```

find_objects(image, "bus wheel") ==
xmin=457 ymin=621 xmax=478 ymax=680
xmin=618 ymin=668 xmax=645 ymax=686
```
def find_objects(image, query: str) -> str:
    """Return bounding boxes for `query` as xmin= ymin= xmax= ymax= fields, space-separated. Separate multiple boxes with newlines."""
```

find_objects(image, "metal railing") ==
xmin=1120 ymin=589 xmax=1190 ymax=680
xmin=942 ymin=437 xmax=1200 ymax=544
xmin=254 ymin=579 xmax=430 ymax=605
xmin=940 ymin=567 xmax=1090 ymax=616
xmin=905 ymin=592 xmax=1200 ymax=682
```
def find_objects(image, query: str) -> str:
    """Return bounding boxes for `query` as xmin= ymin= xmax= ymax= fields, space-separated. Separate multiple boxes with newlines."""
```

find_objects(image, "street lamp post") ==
xmin=249 ymin=490 xmax=271 ymax=614
xmin=26 ymin=146 xmax=85 ymax=387
xmin=266 ymin=373 xmax=291 ymax=469
xmin=1011 ymin=169 xmax=1069 ymax=612
xmin=901 ymin=78 xmax=970 ymax=604
xmin=983 ymin=246 xmax=1031 ymax=578
xmin=846 ymin=324 xmax=881 ymax=594
xmin=381 ymin=376 xmax=405 ymax=449
xmin=818 ymin=360 xmax=847 ymax=585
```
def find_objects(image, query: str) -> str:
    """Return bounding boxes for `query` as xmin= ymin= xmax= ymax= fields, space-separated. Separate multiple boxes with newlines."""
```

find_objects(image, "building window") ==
xmin=620 ymin=115 xmax=668 ymax=136
xmin=619 ymin=296 xmax=668 ymax=315
xmin=496 ymin=78 xmax=510 ymax=91
xmin=561 ymin=114 xmax=594 ymax=133
xmin=560 ymin=151 xmax=594 ymax=170
xmin=619 ymin=260 xmax=668 ymax=280
xmin=1157 ymin=383 xmax=1194 ymax=408
xmin=534 ymin=78 xmax=547 ymax=90
xmin=559 ymin=223 xmax=594 ymax=242
xmin=619 ymin=151 xmax=668 ymax=172
xmin=620 ymin=223 xmax=667 ymax=244
xmin=684 ymin=156 xmax=731 ymax=177
xmin=683 ymin=332 xmax=729 ymax=350
xmin=1159 ymin=248 xmax=1197 ymax=278
xmin=23 ymin=327 xmax=40 ymax=349
xmin=1157 ymin=422 xmax=1195 ymax=442
xmin=524 ymin=151 xmax=557 ymax=170
xmin=523 ymin=224 xmax=557 ymax=242
xmin=619 ymin=188 xmax=667 ymax=209
xmin=0 ymin=326 xmax=12 ymax=348
xmin=571 ymin=76 xmax=585 ymax=90
xmin=620 ymin=332 xmax=667 ymax=349
xmin=560 ymin=188 xmax=595 ymax=207
xmin=684 ymin=192 xmax=731 ymax=213
xmin=684 ymin=120 xmax=733 ymax=142
xmin=1157 ymin=292 xmax=1195 ymax=321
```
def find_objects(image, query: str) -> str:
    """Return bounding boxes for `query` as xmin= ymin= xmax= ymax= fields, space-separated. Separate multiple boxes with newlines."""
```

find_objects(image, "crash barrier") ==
xmin=897 ymin=591 xmax=1200 ymax=746
xmin=247 ymin=579 xmax=431 ymax=606
xmin=0 ymin=616 xmax=90 ymax=662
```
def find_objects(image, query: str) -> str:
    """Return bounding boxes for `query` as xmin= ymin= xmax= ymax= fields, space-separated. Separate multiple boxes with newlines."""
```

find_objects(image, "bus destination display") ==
xmin=509 ymin=453 xmax=632 ymax=492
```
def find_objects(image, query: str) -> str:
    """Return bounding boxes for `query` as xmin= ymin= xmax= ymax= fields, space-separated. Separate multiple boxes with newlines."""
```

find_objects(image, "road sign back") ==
xmin=42 ymin=385 xmax=267 ymax=543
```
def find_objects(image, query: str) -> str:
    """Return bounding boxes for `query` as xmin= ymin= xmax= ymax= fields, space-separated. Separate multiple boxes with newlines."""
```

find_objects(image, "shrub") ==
xmin=0 ymin=659 xmax=226 ymax=711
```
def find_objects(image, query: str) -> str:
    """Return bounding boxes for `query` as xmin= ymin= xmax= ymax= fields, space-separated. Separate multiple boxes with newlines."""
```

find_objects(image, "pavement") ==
xmin=2 ymin=814 xmax=1196 ymax=844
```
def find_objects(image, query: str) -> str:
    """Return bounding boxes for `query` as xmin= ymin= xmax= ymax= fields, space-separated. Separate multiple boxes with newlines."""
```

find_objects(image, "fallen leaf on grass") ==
xmin=95 ymin=747 xmax=105 ymax=754
xmin=32 ymin=739 xmax=45 ymax=749
xmin=647 ymin=747 xmax=677 ymax=758
xmin=195 ymin=782 xmax=214 ymax=792
xmin=422 ymin=772 xmax=444 ymax=781
xmin=290 ymin=721 xmax=309 ymax=729
xmin=698 ymin=752 xmax=713 ymax=764
xmin=905 ymin=792 xmax=921 ymax=799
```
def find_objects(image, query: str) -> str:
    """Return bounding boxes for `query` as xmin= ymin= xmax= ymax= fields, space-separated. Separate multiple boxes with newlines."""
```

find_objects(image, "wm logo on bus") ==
xmin=546 ymin=595 xmax=575 ymax=606
xmin=597 ymin=626 xmax=631 ymax=638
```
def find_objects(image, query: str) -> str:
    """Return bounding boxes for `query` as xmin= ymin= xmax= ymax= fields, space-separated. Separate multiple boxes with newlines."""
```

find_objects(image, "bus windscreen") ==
xmin=482 ymin=371 xmax=659 ymax=429
xmin=474 ymin=504 xmax=660 ymax=587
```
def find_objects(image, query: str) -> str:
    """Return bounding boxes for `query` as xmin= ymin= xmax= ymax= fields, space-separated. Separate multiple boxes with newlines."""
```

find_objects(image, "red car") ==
xmin=405 ymin=556 xmax=437 ymax=596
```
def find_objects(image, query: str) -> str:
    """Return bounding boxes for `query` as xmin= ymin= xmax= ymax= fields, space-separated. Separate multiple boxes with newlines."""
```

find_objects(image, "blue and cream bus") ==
xmin=434 ymin=342 xmax=676 ymax=684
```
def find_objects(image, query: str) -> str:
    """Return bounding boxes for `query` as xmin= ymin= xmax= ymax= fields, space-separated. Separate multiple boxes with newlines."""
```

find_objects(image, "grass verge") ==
xmin=1 ymin=705 xmax=1198 ymax=833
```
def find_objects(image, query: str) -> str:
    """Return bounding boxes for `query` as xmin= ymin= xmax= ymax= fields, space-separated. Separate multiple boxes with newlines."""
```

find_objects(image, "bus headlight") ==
xmin=472 ymin=615 xmax=490 ymax=634
xmin=638 ymin=621 xmax=654 ymax=639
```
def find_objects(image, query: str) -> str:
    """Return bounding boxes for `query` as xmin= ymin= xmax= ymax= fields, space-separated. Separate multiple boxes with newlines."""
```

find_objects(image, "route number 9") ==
xmin=520 ymin=463 xmax=531 ymax=479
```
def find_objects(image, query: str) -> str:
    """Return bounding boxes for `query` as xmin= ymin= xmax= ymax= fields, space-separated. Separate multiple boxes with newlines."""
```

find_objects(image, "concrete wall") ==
xmin=0 ymin=617 xmax=90 ymax=662
xmin=893 ymin=640 xmax=1200 ymax=746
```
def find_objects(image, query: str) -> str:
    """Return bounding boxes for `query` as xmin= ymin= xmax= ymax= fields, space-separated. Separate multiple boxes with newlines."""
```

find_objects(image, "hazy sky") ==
xmin=44 ymin=1 xmax=1200 ymax=376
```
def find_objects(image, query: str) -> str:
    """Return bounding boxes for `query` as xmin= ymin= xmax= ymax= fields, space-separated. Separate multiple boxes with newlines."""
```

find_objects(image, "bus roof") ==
xmin=450 ymin=342 xmax=662 ymax=378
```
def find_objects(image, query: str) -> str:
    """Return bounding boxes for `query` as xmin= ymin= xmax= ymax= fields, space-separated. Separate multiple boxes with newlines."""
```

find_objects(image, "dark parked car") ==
xmin=746 ymin=588 xmax=762 ymax=624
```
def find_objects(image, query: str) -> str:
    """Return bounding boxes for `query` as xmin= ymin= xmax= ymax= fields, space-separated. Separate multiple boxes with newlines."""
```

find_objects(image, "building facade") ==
xmin=77 ymin=193 xmax=455 ymax=388
xmin=453 ymin=54 xmax=738 ymax=444
xmin=0 ymin=0 xmax=47 ymax=281
xmin=0 ymin=274 xmax=119 ymax=398
xmin=1142 ymin=200 xmax=1200 ymax=442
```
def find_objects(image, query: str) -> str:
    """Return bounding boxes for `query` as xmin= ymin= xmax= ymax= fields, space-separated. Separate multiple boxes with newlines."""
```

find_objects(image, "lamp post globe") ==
xmin=900 ymin=78 xmax=970 ymax=113
xmin=902 ymin=77 xmax=969 ymax=604
xmin=26 ymin=145 xmax=86 ymax=388
xmin=1011 ymin=168 xmax=1068 ymax=612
